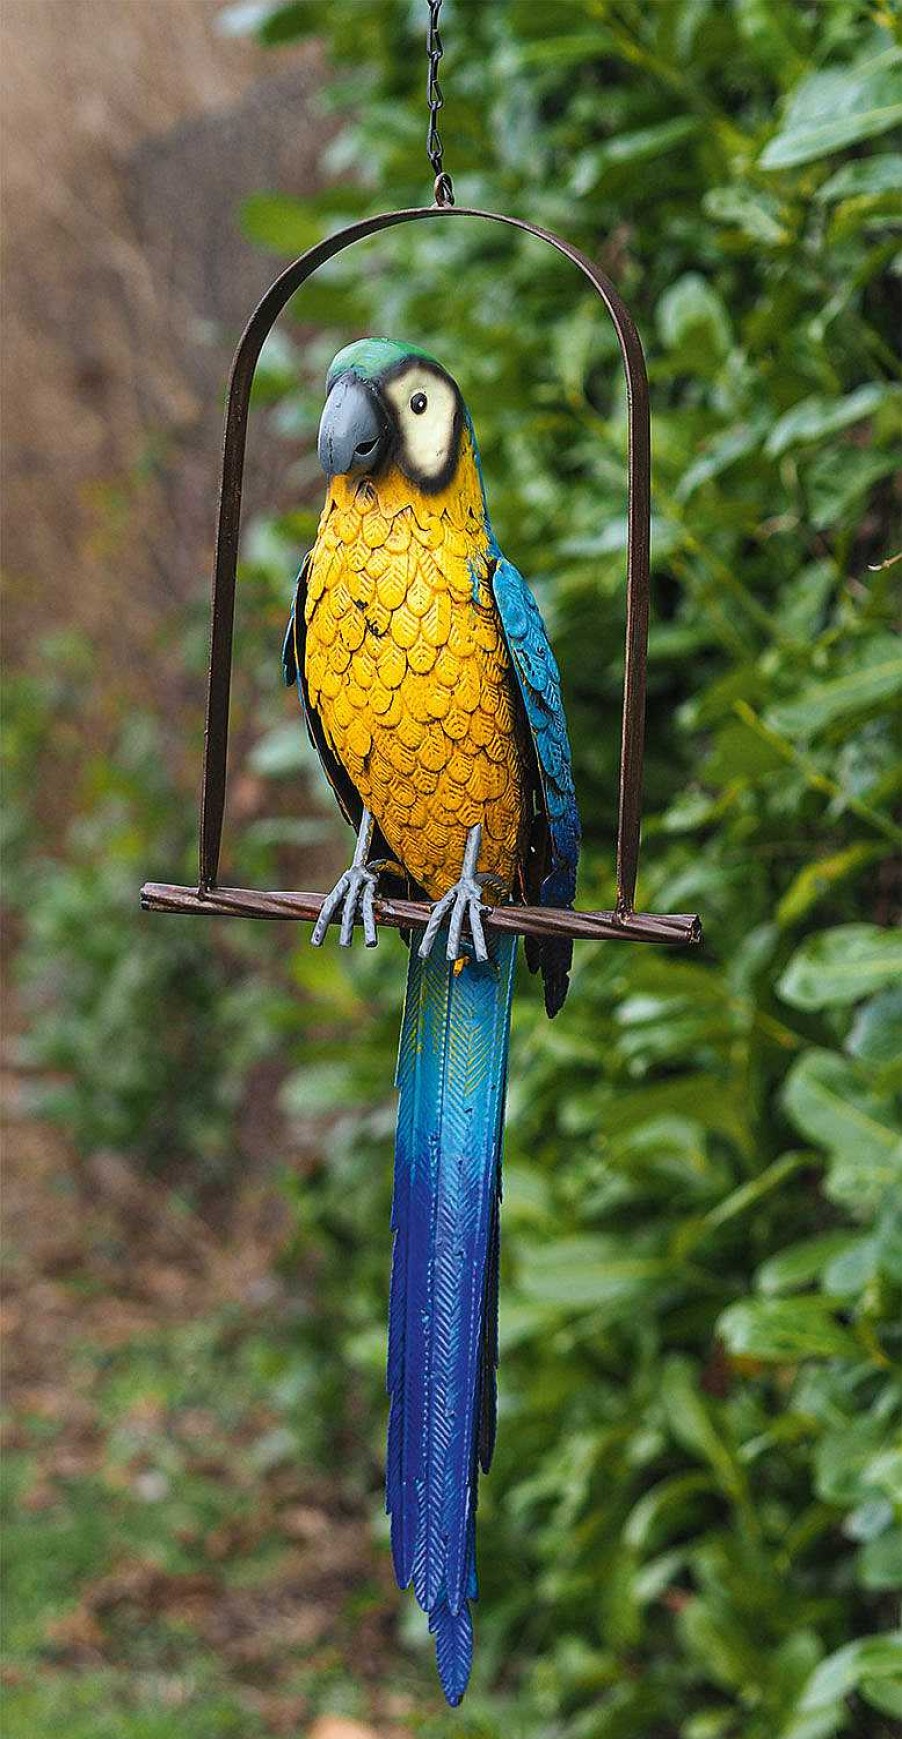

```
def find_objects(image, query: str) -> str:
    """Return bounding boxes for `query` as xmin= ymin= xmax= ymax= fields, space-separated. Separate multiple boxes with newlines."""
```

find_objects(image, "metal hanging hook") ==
xmin=426 ymin=0 xmax=454 ymax=206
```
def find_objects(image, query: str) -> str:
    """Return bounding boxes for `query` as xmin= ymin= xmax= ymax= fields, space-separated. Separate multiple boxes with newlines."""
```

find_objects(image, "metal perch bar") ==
xmin=141 ymin=883 xmax=702 ymax=947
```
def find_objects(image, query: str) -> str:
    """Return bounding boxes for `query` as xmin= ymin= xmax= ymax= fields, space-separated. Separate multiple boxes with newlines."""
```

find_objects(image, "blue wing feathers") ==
xmin=490 ymin=553 xmax=581 ymax=1014
xmin=490 ymin=554 xmax=580 ymax=906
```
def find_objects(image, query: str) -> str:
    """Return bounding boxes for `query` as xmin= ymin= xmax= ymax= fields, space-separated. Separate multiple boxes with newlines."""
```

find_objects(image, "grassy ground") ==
xmin=1 ymin=1051 xmax=444 ymax=1739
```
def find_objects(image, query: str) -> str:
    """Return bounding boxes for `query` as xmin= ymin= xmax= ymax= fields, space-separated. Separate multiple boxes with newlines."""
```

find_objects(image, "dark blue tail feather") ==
xmin=429 ymin=1597 xmax=474 ymax=1708
xmin=387 ymin=933 xmax=516 ymax=1706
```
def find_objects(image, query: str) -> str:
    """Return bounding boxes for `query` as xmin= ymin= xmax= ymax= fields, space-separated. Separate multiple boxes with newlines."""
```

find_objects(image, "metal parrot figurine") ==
xmin=283 ymin=338 xmax=580 ymax=1705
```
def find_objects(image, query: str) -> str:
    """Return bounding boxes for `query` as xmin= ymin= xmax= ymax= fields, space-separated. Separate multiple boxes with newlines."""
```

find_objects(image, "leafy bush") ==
xmin=223 ymin=1 xmax=902 ymax=1733
xmin=6 ymin=649 xmax=288 ymax=1187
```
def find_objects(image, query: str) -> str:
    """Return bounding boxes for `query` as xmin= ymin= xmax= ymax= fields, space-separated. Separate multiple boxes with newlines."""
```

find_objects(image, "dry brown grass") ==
xmin=1 ymin=0 xmax=322 ymax=686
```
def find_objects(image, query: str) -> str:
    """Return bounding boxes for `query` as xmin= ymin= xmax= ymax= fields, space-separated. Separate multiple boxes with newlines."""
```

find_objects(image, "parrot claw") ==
xmin=418 ymin=824 xmax=493 ymax=965
xmin=312 ymin=864 xmax=379 ymax=948
xmin=312 ymin=809 xmax=379 ymax=948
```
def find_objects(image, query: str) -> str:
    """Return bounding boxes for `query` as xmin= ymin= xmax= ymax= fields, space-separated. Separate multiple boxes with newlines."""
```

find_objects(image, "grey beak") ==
xmin=317 ymin=373 xmax=391 ymax=479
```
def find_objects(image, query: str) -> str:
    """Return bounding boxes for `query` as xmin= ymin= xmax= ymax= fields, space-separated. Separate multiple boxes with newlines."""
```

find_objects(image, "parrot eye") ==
xmin=384 ymin=366 xmax=459 ymax=489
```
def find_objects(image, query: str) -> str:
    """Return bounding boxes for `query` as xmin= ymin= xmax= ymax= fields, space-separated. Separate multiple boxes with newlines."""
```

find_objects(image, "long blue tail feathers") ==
xmin=387 ymin=932 xmax=516 ymax=1706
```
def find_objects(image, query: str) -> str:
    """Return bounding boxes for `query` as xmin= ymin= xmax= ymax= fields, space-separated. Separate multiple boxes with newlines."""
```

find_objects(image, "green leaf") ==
xmin=241 ymin=193 xmax=325 ymax=255
xmin=675 ymin=422 xmax=766 ymax=502
xmin=247 ymin=723 xmax=307 ymax=777
xmin=720 ymin=1297 xmax=857 ymax=1361
xmin=657 ymin=273 xmax=732 ymax=367
xmin=858 ymin=1528 xmax=902 ymax=1591
xmin=559 ymin=513 xmax=682 ymax=560
xmin=622 ymin=1472 xmax=714 ymax=1552
xmin=766 ymin=637 xmax=902 ymax=735
xmin=632 ymin=1547 xmax=687 ymax=1606
xmin=784 ymin=1050 xmax=902 ymax=1166
xmin=869 ymin=1449 xmax=902 ymax=1506
xmin=254 ymin=0 xmax=321 ymax=45
xmin=816 ymin=154 xmax=902 ymax=201
xmin=848 ymin=988 xmax=902 ymax=1071
xmin=512 ymin=31 xmax=616 ymax=68
xmin=766 ymin=383 xmax=899 ymax=458
xmin=816 ymin=1418 xmax=897 ymax=1507
xmin=822 ymin=1235 xmax=879 ymax=1296
xmin=757 ymin=1233 xmax=856 ymax=1296
xmin=280 ymin=1060 xmax=361 ymax=1117
xmin=576 ymin=116 xmax=699 ymax=187
xmin=776 ymin=846 xmax=881 ymax=926
xmin=797 ymin=1631 xmax=902 ymax=1712
xmin=783 ymin=1051 xmax=902 ymax=1210
xmin=805 ymin=443 xmax=901 ymax=532
xmin=777 ymin=925 xmax=902 ymax=1011
xmin=659 ymin=1358 xmax=750 ymax=1505
xmin=217 ymin=0 xmax=282 ymax=32
xmin=760 ymin=46 xmax=902 ymax=169
xmin=775 ymin=560 xmax=837 ymax=640
xmin=862 ymin=1674 xmax=902 ymax=1719
xmin=703 ymin=185 xmax=789 ymax=245
xmin=846 ymin=1496 xmax=895 ymax=1542
xmin=697 ymin=1153 xmax=808 ymax=1239
xmin=516 ymin=1236 xmax=670 ymax=1312
xmin=678 ymin=1594 xmax=760 ymax=1694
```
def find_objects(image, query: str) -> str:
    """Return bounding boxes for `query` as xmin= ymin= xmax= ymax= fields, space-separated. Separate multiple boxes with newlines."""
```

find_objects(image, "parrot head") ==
xmin=317 ymin=338 xmax=468 ymax=496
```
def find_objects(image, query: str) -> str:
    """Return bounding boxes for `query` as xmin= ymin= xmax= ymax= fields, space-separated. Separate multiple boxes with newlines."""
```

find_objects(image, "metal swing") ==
xmin=141 ymin=11 xmax=702 ymax=958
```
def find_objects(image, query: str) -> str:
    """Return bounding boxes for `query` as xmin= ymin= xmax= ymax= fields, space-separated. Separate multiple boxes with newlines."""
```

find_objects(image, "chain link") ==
xmin=426 ymin=0 xmax=454 ymax=206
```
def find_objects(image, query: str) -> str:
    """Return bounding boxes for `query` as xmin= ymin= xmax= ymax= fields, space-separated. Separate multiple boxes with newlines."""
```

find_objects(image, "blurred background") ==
xmin=2 ymin=3 xmax=901 ymax=1736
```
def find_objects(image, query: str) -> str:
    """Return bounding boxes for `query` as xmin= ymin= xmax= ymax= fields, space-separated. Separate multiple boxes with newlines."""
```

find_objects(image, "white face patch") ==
xmin=383 ymin=364 xmax=460 ymax=489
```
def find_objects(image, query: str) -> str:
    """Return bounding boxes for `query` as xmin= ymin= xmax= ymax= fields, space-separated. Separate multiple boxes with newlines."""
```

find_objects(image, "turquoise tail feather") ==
xmin=387 ymin=932 xmax=516 ymax=1707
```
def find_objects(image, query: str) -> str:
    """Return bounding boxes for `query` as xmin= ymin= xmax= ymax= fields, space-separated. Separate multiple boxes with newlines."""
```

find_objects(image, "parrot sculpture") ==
xmin=283 ymin=338 xmax=580 ymax=1705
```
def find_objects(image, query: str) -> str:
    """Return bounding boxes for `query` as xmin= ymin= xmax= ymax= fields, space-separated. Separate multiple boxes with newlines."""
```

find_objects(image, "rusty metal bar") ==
xmin=142 ymin=883 xmax=701 ymax=948
xmin=197 ymin=203 xmax=652 ymax=923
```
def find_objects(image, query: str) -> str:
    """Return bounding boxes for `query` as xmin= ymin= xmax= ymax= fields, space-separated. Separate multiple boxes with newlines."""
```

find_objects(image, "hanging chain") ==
xmin=426 ymin=0 xmax=454 ymax=207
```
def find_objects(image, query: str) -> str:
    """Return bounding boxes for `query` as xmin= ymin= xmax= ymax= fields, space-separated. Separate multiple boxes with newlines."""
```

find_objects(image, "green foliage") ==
xmin=222 ymin=1 xmax=902 ymax=1733
xmin=0 ymin=1676 xmax=268 ymax=1739
xmin=5 ymin=651 xmax=288 ymax=1187
xmin=2 ymin=1295 xmax=435 ymax=1736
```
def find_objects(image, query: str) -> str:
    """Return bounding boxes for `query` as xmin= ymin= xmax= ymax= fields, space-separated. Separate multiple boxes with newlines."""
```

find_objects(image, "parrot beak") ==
xmin=317 ymin=372 xmax=391 ymax=479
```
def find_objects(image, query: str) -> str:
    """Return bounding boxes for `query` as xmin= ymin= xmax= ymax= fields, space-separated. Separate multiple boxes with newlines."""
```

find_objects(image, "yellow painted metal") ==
xmin=304 ymin=433 xmax=528 ymax=899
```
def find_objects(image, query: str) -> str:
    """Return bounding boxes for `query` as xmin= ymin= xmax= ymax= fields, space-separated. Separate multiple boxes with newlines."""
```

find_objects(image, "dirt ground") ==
xmin=1 ymin=1042 xmax=433 ymax=1737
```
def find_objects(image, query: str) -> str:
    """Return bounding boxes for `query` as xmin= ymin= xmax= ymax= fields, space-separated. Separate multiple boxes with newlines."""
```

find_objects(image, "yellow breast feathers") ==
xmin=304 ymin=432 xmax=528 ymax=901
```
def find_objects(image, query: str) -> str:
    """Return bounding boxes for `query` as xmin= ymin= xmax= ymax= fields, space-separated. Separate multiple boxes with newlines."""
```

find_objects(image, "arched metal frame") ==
xmin=141 ymin=204 xmax=701 ymax=949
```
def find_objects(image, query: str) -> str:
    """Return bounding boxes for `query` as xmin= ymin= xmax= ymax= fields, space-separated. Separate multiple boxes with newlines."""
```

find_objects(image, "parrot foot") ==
xmin=418 ymin=824 xmax=503 ymax=965
xmin=312 ymin=809 xmax=380 ymax=948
